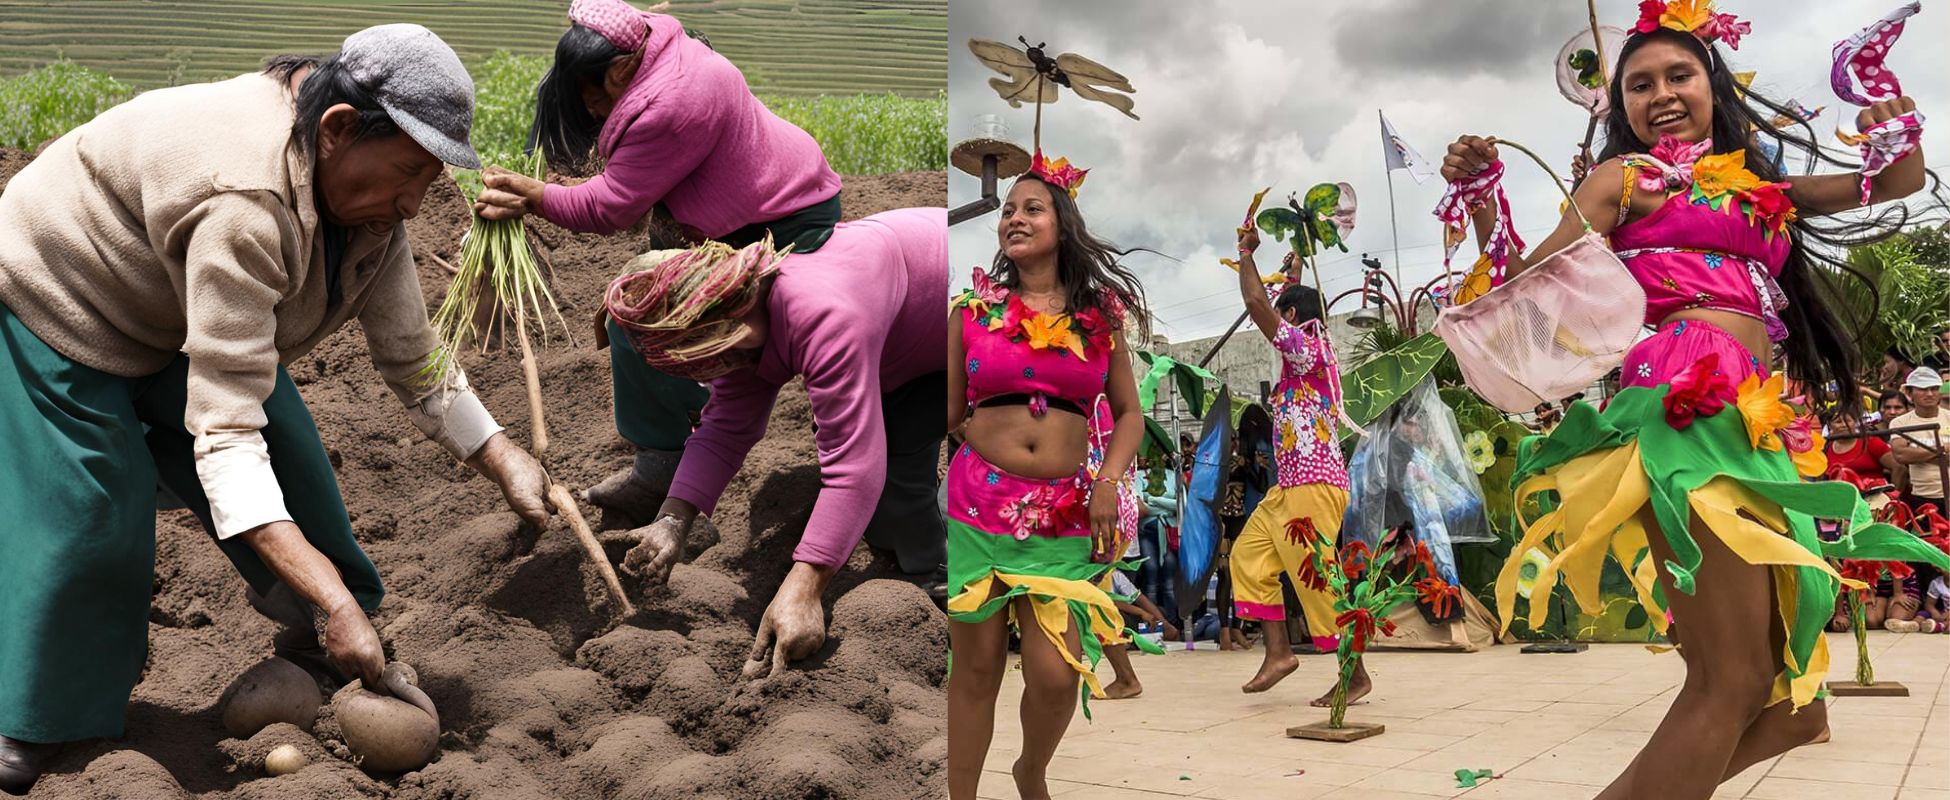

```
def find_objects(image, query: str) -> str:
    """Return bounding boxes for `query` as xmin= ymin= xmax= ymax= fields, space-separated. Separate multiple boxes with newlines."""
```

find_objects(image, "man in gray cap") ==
xmin=0 ymin=25 xmax=546 ymax=794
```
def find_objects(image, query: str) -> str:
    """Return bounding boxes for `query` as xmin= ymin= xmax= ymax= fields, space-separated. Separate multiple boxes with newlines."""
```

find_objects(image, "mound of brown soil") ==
xmin=0 ymin=148 xmax=948 ymax=799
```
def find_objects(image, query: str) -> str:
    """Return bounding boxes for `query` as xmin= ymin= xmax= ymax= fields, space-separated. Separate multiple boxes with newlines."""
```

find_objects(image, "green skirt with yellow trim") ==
xmin=1498 ymin=387 xmax=1950 ymax=711
xmin=944 ymin=445 xmax=1162 ymax=719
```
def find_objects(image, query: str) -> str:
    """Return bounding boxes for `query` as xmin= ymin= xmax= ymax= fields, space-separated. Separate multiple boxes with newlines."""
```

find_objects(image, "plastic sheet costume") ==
xmin=1343 ymin=378 xmax=1492 ymax=587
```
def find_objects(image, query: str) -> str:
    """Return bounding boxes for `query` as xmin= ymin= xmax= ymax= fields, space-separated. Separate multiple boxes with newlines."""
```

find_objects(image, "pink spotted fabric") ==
xmin=570 ymin=0 xmax=653 ymax=52
xmin=1270 ymin=320 xmax=1350 ymax=491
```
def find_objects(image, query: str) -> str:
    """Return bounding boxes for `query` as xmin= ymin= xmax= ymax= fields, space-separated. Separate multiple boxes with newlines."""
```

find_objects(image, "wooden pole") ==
xmin=517 ymin=287 xmax=635 ymax=616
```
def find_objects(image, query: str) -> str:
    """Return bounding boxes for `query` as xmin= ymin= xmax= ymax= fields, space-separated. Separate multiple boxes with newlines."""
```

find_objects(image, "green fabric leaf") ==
xmin=1337 ymin=333 xmax=1450 ymax=440
xmin=1135 ymin=350 xmax=1217 ymax=417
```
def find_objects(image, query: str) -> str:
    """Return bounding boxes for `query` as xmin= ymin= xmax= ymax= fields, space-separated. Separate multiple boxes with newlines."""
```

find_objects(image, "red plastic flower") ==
xmin=1294 ymin=552 xmax=1329 ymax=592
xmin=1742 ymin=181 xmax=1795 ymax=234
xmin=1050 ymin=482 xmax=1091 ymax=530
xmin=1341 ymin=540 xmax=1373 ymax=581
xmin=1914 ymin=503 xmax=1950 ymax=537
xmin=999 ymin=295 xmax=1030 ymax=339
xmin=1635 ymin=0 xmax=1667 ymax=33
xmin=1414 ymin=578 xmax=1462 ymax=618
xmin=1286 ymin=516 xmax=1321 ymax=548
xmin=1839 ymin=559 xmax=1913 ymax=594
xmin=1334 ymin=608 xmax=1397 ymax=653
xmin=1709 ymin=12 xmax=1750 ymax=49
xmin=1663 ymin=352 xmax=1732 ymax=429
xmin=1410 ymin=540 xmax=1438 ymax=578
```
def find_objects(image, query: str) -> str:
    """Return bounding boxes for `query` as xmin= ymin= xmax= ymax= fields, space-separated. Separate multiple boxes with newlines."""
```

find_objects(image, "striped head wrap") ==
xmin=605 ymin=237 xmax=789 ymax=381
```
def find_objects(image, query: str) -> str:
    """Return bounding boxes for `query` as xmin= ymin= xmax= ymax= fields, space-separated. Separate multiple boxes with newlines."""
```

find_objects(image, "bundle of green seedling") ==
xmin=423 ymin=150 xmax=571 ymax=389
xmin=422 ymin=151 xmax=634 ymax=617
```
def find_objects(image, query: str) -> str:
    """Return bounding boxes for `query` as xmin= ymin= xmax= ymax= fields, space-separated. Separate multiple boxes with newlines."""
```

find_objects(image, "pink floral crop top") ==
xmin=1611 ymin=136 xmax=1797 ymax=342
xmin=1270 ymin=318 xmax=1350 ymax=491
xmin=953 ymin=268 xmax=1122 ymax=416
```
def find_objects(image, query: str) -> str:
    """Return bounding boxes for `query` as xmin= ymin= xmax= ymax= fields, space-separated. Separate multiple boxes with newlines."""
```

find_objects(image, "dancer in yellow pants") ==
xmin=1233 ymin=225 xmax=1363 ymax=706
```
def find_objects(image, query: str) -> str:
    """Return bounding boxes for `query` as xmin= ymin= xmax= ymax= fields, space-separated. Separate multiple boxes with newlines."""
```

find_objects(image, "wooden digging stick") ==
xmin=515 ymin=312 xmax=636 ymax=616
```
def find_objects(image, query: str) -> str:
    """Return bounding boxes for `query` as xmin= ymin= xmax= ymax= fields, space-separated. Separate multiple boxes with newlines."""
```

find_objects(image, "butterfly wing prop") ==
xmin=1055 ymin=52 xmax=1139 ymax=119
xmin=969 ymin=38 xmax=1055 ymax=106
xmin=1304 ymin=181 xmax=1357 ymax=251
xmin=1255 ymin=206 xmax=1306 ymax=254
xmin=1554 ymin=26 xmax=1628 ymax=118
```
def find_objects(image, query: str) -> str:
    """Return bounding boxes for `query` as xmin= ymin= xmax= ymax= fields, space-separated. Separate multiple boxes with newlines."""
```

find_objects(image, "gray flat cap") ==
xmin=339 ymin=24 xmax=481 ymax=169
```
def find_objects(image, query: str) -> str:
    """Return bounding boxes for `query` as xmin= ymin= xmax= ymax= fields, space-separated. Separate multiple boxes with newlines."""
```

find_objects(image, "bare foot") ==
xmin=1310 ymin=667 xmax=1372 ymax=707
xmin=1012 ymin=758 xmax=1052 ymax=800
xmin=1102 ymin=677 xmax=1143 ymax=699
xmin=1241 ymin=653 xmax=1298 ymax=693
xmin=1219 ymin=634 xmax=1237 ymax=651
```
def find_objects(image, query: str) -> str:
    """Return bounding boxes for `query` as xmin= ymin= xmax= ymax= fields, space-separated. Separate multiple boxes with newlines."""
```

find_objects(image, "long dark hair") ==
xmin=265 ymin=54 xmax=401 ymax=155
xmin=529 ymin=24 xmax=627 ymax=173
xmin=1596 ymin=28 xmax=1946 ymax=407
xmin=988 ymin=175 xmax=1152 ymax=342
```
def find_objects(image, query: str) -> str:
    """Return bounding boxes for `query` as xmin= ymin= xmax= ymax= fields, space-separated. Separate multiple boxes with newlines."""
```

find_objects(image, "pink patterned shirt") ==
xmin=1270 ymin=320 xmax=1349 ymax=490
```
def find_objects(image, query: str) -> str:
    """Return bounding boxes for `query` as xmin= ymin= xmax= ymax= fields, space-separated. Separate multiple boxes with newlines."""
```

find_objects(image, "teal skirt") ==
xmin=0 ymin=302 xmax=380 ymax=742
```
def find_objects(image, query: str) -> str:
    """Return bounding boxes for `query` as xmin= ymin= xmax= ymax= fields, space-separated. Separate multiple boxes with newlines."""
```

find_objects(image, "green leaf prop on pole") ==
xmin=1337 ymin=333 xmax=1450 ymax=440
xmin=1135 ymin=350 xmax=1218 ymax=418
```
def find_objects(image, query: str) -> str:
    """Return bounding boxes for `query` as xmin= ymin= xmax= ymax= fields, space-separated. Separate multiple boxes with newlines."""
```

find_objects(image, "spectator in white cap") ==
xmin=1890 ymin=366 xmax=1950 ymax=517
xmin=0 ymin=24 xmax=549 ymax=793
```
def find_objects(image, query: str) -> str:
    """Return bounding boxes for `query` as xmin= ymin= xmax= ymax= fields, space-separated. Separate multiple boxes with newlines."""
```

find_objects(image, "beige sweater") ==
xmin=0 ymin=72 xmax=499 ymax=538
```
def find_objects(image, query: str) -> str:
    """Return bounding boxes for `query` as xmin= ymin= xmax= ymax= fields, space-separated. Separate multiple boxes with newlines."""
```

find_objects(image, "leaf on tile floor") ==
xmin=1453 ymin=768 xmax=1500 ymax=788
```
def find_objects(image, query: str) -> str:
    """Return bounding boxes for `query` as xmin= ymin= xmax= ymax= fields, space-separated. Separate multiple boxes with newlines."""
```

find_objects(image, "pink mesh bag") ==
xmin=1432 ymin=140 xmax=1647 ymax=413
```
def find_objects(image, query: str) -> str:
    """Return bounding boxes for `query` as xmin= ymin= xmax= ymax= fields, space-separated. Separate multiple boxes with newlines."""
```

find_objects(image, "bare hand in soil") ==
xmin=475 ymin=167 xmax=543 ymax=221
xmin=467 ymin=433 xmax=551 ymax=529
xmin=741 ymin=562 xmax=833 ymax=679
xmin=324 ymin=607 xmax=386 ymax=690
xmin=621 ymin=515 xmax=690 ymax=589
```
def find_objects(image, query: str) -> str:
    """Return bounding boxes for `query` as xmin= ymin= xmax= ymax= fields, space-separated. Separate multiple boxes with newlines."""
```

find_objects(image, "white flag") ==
xmin=1380 ymin=111 xmax=1435 ymax=184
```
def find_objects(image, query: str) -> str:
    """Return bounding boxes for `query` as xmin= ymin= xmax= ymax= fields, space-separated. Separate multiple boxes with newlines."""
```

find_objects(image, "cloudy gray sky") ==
xmin=947 ymin=0 xmax=1950 ymax=343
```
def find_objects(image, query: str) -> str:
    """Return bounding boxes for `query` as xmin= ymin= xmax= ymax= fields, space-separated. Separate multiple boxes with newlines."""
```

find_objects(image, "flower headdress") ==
xmin=1634 ymin=0 xmax=1751 ymax=50
xmin=1028 ymin=150 xmax=1088 ymax=198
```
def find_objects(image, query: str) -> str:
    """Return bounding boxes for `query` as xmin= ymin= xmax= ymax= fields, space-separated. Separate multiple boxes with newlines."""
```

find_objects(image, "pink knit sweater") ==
xmin=667 ymin=208 xmax=947 ymax=568
xmin=537 ymin=14 xmax=842 ymax=238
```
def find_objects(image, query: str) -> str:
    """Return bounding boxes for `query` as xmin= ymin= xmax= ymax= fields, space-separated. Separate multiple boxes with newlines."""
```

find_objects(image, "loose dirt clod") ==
xmin=4 ymin=148 xmax=948 ymax=799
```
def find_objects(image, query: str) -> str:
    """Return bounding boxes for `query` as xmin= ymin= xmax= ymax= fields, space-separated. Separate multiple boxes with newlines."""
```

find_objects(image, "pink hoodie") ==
xmin=537 ymin=14 xmax=843 ymax=238
xmin=666 ymin=208 xmax=947 ymax=568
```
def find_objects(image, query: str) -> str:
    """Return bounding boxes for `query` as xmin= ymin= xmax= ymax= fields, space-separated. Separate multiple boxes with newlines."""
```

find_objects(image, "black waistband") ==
xmin=977 ymin=392 xmax=1087 ymax=416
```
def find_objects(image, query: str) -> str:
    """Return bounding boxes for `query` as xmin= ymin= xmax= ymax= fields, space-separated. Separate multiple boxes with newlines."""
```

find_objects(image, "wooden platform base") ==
xmin=1826 ymin=681 xmax=1909 ymax=697
xmin=1286 ymin=720 xmax=1386 ymax=742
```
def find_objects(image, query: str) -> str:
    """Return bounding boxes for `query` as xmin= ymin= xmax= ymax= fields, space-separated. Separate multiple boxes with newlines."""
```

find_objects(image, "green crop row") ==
xmin=0 ymin=53 xmax=946 ymax=178
xmin=0 ymin=59 xmax=132 ymax=151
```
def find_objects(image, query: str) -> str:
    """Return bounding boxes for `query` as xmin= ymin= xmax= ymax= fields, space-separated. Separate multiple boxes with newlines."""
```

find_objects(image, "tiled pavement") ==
xmin=975 ymin=631 xmax=1949 ymax=799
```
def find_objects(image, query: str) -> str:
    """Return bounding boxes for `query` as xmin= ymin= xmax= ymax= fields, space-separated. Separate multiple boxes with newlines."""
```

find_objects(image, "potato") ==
xmin=219 ymin=656 xmax=321 ymax=738
xmin=263 ymin=744 xmax=308 ymax=776
xmin=331 ymin=662 xmax=440 ymax=773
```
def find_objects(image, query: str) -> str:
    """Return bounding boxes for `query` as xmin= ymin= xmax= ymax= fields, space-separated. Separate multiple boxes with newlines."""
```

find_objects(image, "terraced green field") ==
xmin=0 ymin=0 xmax=944 ymax=97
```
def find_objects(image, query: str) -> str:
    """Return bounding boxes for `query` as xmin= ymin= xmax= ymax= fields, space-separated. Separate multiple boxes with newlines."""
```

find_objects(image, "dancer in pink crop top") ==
xmin=1437 ymin=5 xmax=1940 ymax=796
xmin=946 ymin=159 xmax=1157 ymax=800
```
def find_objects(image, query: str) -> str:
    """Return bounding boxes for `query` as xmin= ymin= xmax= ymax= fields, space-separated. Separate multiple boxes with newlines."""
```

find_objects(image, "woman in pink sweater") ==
xmin=474 ymin=0 xmax=849 ymax=538
xmin=605 ymin=208 xmax=947 ymax=676
xmin=477 ymin=1 xmax=945 ymax=672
